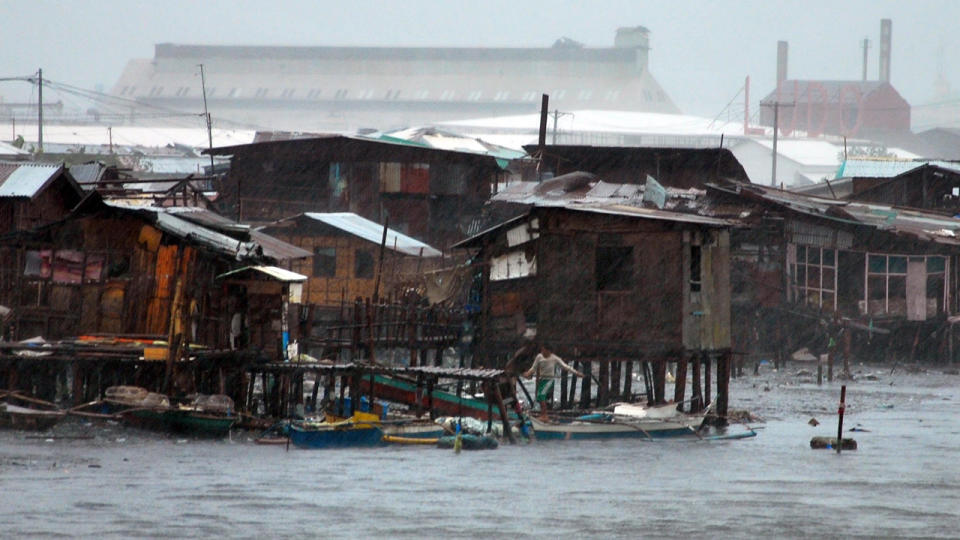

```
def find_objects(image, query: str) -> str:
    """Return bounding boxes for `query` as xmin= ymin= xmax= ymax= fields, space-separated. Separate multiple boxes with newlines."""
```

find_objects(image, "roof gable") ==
xmin=0 ymin=162 xmax=73 ymax=199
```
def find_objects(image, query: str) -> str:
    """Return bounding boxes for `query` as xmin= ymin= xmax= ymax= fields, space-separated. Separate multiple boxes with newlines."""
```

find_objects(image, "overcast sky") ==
xmin=2 ymin=0 xmax=959 ymax=121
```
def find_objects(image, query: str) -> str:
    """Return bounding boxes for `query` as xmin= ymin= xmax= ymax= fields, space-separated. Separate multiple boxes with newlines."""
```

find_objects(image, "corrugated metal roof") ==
xmin=0 ymin=162 xmax=63 ymax=198
xmin=491 ymin=177 xmax=708 ymax=215
xmin=302 ymin=212 xmax=441 ymax=257
xmin=217 ymin=265 xmax=307 ymax=282
xmin=379 ymin=127 xmax=527 ymax=163
xmin=103 ymin=200 xmax=310 ymax=261
xmin=249 ymin=229 xmax=313 ymax=261
xmin=836 ymin=159 xmax=960 ymax=179
xmin=736 ymin=184 xmax=960 ymax=246
xmin=68 ymin=162 xmax=108 ymax=184
xmin=453 ymin=197 xmax=730 ymax=249
xmin=563 ymin=203 xmax=731 ymax=226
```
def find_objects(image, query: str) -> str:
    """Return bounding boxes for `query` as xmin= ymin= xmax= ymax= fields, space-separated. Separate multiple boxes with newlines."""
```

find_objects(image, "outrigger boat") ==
xmin=529 ymin=402 xmax=710 ymax=441
xmin=74 ymin=386 xmax=237 ymax=436
xmin=361 ymin=374 xmax=517 ymax=421
xmin=0 ymin=392 xmax=65 ymax=431
xmin=288 ymin=411 xmax=384 ymax=449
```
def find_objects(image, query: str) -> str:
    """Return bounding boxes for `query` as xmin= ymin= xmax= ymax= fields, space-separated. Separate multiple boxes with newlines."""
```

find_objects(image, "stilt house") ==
xmin=0 ymin=195 xmax=309 ymax=354
xmin=714 ymin=182 xmax=960 ymax=363
xmin=456 ymin=198 xmax=734 ymax=417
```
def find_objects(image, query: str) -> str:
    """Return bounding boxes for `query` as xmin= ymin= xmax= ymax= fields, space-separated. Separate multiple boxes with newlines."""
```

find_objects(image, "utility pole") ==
xmin=108 ymin=126 xmax=113 ymax=154
xmin=550 ymin=109 xmax=573 ymax=144
xmin=37 ymin=68 xmax=43 ymax=154
xmin=537 ymin=94 xmax=549 ymax=182
xmin=198 ymin=64 xmax=215 ymax=174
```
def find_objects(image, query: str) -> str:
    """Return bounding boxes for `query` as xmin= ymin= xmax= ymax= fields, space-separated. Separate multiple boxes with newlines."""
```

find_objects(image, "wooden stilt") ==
xmin=642 ymin=361 xmax=653 ymax=404
xmin=652 ymin=360 xmax=666 ymax=404
xmin=623 ymin=360 xmax=633 ymax=401
xmin=704 ymin=352 xmax=712 ymax=407
xmin=717 ymin=351 xmax=731 ymax=425
xmin=426 ymin=378 xmax=435 ymax=420
xmin=691 ymin=355 xmax=703 ymax=412
xmin=492 ymin=382 xmax=516 ymax=444
xmin=485 ymin=381 xmax=494 ymax=433
xmin=245 ymin=371 xmax=256 ymax=414
xmin=610 ymin=359 xmax=621 ymax=402
xmin=71 ymin=361 xmax=83 ymax=406
xmin=309 ymin=370 xmax=321 ymax=412
xmin=597 ymin=359 xmax=609 ymax=407
xmin=559 ymin=369 xmax=568 ymax=409
xmin=673 ymin=354 xmax=688 ymax=412
xmin=414 ymin=374 xmax=424 ymax=418
xmin=579 ymin=360 xmax=592 ymax=409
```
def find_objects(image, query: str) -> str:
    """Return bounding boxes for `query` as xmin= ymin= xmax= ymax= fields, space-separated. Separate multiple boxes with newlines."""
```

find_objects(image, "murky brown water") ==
xmin=2 ymin=365 xmax=958 ymax=538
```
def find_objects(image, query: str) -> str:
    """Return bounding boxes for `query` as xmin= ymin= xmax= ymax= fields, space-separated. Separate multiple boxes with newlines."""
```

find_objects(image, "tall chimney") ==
xmin=861 ymin=38 xmax=870 ymax=81
xmin=777 ymin=41 xmax=788 ymax=85
xmin=879 ymin=19 xmax=892 ymax=82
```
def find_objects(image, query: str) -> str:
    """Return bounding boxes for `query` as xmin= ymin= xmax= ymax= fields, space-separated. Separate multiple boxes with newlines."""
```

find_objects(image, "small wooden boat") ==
xmin=360 ymin=375 xmax=516 ymax=421
xmin=288 ymin=411 xmax=383 ymax=449
xmin=98 ymin=386 xmax=236 ymax=437
xmin=381 ymin=419 xmax=447 ymax=440
xmin=0 ymin=392 xmax=66 ymax=431
xmin=529 ymin=403 xmax=708 ymax=441
xmin=436 ymin=433 xmax=498 ymax=450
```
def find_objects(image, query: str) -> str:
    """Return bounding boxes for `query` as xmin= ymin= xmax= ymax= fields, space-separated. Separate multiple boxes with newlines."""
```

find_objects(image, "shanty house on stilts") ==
xmin=716 ymin=183 xmax=960 ymax=365
xmin=456 ymin=202 xmax=734 ymax=420
xmin=0 ymin=194 xmax=308 ymax=403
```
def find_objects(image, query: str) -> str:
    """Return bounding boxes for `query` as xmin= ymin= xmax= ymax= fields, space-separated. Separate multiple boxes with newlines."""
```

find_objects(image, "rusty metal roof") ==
xmin=102 ymin=200 xmax=310 ymax=261
xmin=728 ymin=183 xmax=960 ymax=246
xmin=562 ymin=203 xmax=731 ymax=226
xmin=454 ymin=191 xmax=730 ymax=249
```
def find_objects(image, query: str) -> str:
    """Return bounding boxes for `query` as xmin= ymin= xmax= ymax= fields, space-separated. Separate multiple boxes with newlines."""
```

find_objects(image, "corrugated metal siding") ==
xmin=787 ymin=219 xmax=853 ymax=249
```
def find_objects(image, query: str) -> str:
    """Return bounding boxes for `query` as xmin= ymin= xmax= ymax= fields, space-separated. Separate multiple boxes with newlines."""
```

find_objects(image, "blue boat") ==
xmin=288 ymin=412 xmax=384 ymax=449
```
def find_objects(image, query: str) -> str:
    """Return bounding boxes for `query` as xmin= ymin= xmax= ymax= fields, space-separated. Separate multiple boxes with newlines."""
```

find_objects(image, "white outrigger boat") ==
xmin=528 ymin=402 xmax=710 ymax=441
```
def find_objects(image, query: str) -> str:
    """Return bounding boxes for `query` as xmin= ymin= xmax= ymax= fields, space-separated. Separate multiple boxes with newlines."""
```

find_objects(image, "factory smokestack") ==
xmin=879 ymin=19 xmax=892 ymax=82
xmin=777 ymin=40 xmax=788 ymax=85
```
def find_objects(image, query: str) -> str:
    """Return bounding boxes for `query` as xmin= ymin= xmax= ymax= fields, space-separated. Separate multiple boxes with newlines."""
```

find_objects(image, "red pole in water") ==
xmin=836 ymin=385 xmax=846 ymax=454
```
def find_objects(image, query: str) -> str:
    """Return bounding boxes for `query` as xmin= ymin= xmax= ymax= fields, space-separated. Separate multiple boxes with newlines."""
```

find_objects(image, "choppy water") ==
xmin=2 ymin=366 xmax=959 ymax=539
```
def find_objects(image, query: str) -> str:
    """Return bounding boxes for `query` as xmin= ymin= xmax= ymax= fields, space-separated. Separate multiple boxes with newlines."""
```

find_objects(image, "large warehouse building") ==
xmin=109 ymin=26 xmax=679 ymax=132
